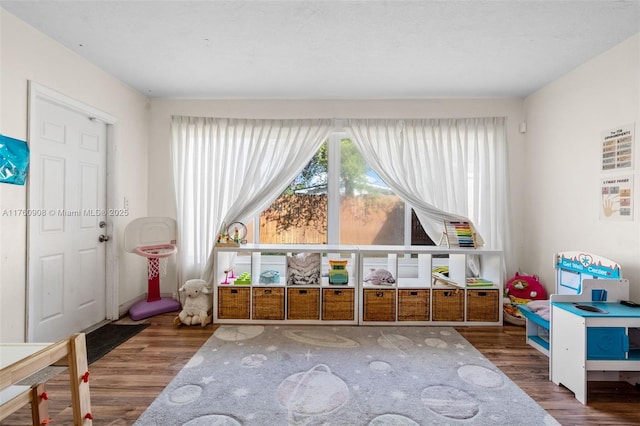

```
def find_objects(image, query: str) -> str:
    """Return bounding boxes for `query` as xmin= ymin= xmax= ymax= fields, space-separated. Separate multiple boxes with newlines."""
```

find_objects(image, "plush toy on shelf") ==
xmin=174 ymin=279 xmax=213 ymax=327
xmin=503 ymin=272 xmax=547 ymax=325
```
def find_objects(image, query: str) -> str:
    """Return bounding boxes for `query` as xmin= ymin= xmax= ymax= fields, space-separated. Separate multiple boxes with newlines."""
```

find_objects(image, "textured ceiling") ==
xmin=2 ymin=0 xmax=639 ymax=99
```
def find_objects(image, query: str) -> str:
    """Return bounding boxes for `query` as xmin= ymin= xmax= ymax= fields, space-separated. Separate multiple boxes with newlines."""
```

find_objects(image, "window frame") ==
xmin=251 ymin=132 xmax=421 ymax=246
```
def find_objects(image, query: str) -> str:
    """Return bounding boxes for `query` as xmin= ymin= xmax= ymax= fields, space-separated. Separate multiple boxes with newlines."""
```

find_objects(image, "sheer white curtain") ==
xmin=171 ymin=116 xmax=332 ymax=285
xmin=346 ymin=118 xmax=514 ymax=274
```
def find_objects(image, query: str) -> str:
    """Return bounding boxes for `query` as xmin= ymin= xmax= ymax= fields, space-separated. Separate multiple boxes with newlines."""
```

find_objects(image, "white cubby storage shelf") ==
xmin=213 ymin=244 xmax=503 ymax=326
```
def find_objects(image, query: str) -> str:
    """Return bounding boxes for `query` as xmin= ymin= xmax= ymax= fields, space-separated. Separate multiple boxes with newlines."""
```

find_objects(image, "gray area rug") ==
xmin=136 ymin=325 xmax=559 ymax=426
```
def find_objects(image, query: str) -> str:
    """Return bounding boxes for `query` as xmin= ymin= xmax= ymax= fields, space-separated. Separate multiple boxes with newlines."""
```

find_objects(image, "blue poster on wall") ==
xmin=0 ymin=134 xmax=29 ymax=186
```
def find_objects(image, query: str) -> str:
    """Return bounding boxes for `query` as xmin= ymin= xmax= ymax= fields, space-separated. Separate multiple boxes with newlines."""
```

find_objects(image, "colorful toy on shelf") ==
xmin=259 ymin=270 xmax=280 ymax=284
xmin=215 ymin=232 xmax=240 ymax=247
xmin=440 ymin=220 xmax=477 ymax=248
xmin=466 ymin=277 xmax=494 ymax=287
xmin=235 ymin=272 xmax=251 ymax=285
xmin=329 ymin=260 xmax=349 ymax=285
xmin=215 ymin=221 xmax=247 ymax=247
xmin=221 ymin=266 xmax=235 ymax=284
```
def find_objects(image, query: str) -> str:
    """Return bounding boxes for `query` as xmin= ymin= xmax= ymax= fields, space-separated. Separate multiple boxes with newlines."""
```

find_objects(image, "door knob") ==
xmin=98 ymin=234 xmax=110 ymax=242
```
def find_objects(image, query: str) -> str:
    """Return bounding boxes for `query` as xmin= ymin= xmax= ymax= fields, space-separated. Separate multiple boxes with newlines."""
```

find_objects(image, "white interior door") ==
xmin=28 ymin=92 xmax=108 ymax=342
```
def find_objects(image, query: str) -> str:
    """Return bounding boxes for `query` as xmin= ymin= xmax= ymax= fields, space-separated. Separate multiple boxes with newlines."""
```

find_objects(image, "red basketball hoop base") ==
xmin=129 ymin=297 xmax=181 ymax=321
xmin=128 ymin=242 xmax=181 ymax=320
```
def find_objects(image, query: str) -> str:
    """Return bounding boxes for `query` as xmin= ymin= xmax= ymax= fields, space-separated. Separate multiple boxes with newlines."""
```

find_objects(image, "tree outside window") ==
xmin=256 ymin=136 xmax=431 ymax=245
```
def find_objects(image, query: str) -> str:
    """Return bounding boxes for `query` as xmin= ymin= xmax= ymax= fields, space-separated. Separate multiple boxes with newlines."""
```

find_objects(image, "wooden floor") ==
xmin=3 ymin=314 xmax=640 ymax=425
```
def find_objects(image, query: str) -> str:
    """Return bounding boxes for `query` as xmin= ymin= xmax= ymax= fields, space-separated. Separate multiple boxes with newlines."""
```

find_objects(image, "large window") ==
xmin=337 ymin=137 xmax=404 ymax=245
xmin=172 ymin=116 xmax=510 ymax=285
xmin=250 ymin=134 xmax=430 ymax=245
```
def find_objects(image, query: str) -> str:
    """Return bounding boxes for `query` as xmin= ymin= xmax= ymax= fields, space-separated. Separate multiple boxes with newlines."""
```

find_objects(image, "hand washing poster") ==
xmin=600 ymin=175 xmax=633 ymax=220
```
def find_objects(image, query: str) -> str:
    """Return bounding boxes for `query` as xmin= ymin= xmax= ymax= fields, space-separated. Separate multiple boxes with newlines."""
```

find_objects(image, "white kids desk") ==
xmin=550 ymin=279 xmax=640 ymax=404
xmin=519 ymin=251 xmax=623 ymax=356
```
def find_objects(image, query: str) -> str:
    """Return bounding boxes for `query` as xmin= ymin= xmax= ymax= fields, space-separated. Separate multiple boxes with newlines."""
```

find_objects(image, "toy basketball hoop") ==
xmin=135 ymin=243 xmax=177 ymax=279
xmin=124 ymin=217 xmax=182 ymax=321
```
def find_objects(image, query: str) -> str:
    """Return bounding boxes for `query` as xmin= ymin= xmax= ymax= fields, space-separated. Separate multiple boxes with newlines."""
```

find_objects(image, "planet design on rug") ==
xmin=377 ymin=333 xmax=414 ymax=352
xmin=137 ymin=326 xmax=558 ymax=426
xmin=368 ymin=414 xmax=420 ymax=425
xmin=214 ymin=325 xmax=264 ymax=341
xmin=168 ymin=384 xmax=203 ymax=404
xmin=240 ymin=353 xmax=268 ymax=368
xmin=424 ymin=337 xmax=448 ymax=348
xmin=184 ymin=354 xmax=204 ymax=368
xmin=421 ymin=385 xmax=479 ymax=419
xmin=457 ymin=364 xmax=504 ymax=388
xmin=283 ymin=329 xmax=359 ymax=348
xmin=277 ymin=364 xmax=349 ymax=419
xmin=181 ymin=414 xmax=241 ymax=425
xmin=369 ymin=360 xmax=392 ymax=372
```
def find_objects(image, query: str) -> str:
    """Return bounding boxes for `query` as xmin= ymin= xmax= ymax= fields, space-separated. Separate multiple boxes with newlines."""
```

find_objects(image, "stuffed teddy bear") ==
xmin=173 ymin=279 xmax=213 ymax=327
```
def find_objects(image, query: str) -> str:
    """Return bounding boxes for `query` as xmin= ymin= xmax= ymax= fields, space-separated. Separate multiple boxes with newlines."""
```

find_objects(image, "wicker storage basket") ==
xmin=322 ymin=288 xmax=354 ymax=320
xmin=252 ymin=287 xmax=285 ymax=320
xmin=466 ymin=289 xmax=500 ymax=322
xmin=363 ymin=289 xmax=396 ymax=321
xmin=287 ymin=288 xmax=320 ymax=320
xmin=398 ymin=289 xmax=430 ymax=321
xmin=432 ymin=288 xmax=464 ymax=322
xmin=218 ymin=287 xmax=250 ymax=319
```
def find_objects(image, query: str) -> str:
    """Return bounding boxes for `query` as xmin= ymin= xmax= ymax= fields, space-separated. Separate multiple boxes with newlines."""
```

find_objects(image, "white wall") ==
xmin=523 ymin=34 xmax=640 ymax=300
xmin=0 ymin=10 xmax=150 ymax=342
